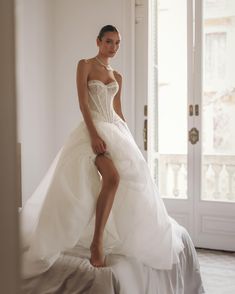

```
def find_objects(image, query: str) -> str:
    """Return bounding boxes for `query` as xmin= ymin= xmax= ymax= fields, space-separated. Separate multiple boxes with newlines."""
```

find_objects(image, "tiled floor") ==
xmin=196 ymin=248 xmax=235 ymax=294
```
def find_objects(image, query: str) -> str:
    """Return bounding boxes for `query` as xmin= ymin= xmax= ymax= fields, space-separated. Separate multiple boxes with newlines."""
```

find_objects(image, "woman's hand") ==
xmin=91 ymin=134 xmax=107 ymax=155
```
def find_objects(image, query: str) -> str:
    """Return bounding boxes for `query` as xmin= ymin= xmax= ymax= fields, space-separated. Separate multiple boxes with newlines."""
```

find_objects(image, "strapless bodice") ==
xmin=87 ymin=79 xmax=121 ymax=123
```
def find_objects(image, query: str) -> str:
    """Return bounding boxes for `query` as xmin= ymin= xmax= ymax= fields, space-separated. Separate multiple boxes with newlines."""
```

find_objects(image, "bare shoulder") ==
xmin=77 ymin=58 xmax=92 ymax=70
xmin=113 ymin=70 xmax=122 ymax=83
xmin=76 ymin=59 xmax=93 ymax=83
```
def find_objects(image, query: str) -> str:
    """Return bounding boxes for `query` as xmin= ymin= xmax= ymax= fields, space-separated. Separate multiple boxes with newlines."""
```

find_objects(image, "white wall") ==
xmin=16 ymin=0 xmax=135 ymax=203
xmin=15 ymin=0 xmax=55 ymax=204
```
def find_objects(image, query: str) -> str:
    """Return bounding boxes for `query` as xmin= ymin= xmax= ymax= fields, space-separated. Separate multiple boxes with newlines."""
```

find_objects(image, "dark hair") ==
xmin=97 ymin=25 xmax=119 ymax=41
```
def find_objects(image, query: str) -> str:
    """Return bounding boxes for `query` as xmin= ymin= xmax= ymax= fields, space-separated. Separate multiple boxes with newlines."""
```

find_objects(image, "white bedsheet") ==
xmin=21 ymin=225 xmax=205 ymax=294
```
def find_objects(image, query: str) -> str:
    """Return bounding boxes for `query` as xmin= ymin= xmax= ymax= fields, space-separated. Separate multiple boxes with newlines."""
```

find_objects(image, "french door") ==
xmin=135 ymin=0 xmax=235 ymax=250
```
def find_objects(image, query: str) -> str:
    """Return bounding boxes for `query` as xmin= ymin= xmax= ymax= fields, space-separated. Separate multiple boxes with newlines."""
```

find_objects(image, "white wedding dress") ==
xmin=20 ymin=79 xmax=185 ymax=279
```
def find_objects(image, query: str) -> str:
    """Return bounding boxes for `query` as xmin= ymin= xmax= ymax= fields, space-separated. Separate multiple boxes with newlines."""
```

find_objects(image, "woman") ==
xmin=76 ymin=25 xmax=124 ymax=267
xmin=20 ymin=25 xmax=184 ymax=278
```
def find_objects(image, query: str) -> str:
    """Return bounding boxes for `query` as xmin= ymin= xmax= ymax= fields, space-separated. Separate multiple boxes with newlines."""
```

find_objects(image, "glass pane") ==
xmin=202 ymin=0 xmax=235 ymax=201
xmin=149 ymin=0 xmax=188 ymax=199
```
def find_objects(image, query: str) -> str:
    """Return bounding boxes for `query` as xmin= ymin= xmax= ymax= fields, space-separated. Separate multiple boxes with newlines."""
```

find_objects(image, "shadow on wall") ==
xmin=0 ymin=0 xmax=20 ymax=293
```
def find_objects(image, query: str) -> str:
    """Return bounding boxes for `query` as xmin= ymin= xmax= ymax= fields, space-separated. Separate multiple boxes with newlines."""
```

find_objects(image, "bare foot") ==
xmin=90 ymin=242 xmax=106 ymax=267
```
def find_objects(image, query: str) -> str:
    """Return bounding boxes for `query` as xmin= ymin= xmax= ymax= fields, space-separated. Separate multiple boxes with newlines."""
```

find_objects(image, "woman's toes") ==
xmin=90 ymin=241 xmax=105 ymax=267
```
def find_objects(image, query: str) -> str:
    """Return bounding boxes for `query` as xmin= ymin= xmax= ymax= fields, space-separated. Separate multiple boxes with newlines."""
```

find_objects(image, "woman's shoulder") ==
xmin=77 ymin=58 xmax=93 ymax=67
xmin=113 ymin=70 xmax=122 ymax=83
xmin=77 ymin=59 xmax=94 ymax=78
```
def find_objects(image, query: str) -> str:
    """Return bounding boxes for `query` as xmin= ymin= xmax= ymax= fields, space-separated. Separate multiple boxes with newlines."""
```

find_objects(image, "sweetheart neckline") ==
xmin=87 ymin=79 xmax=118 ymax=87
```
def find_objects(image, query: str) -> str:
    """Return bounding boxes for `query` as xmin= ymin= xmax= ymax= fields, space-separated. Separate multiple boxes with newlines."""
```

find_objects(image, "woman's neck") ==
xmin=96 ymin=54 xmax=110 ymax=65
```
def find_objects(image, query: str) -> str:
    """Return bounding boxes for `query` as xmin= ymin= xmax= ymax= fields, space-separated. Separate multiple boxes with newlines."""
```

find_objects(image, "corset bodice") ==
xmin=87 ymin=79 xmax=120 ymax=123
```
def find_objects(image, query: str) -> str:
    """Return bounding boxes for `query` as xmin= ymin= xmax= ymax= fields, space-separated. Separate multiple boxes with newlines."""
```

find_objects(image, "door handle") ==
xmin=195 ymin=104 xmax=199 ymax=116
xmin=143 ymin=119 xmax=147 ymax=150
xmin=188 ymin=127 xmax=199 ymax=144
xmin=189 ymin=104 xmax=194 ymax=116
xmin=189 ymin=104 xmax=199 ymax=116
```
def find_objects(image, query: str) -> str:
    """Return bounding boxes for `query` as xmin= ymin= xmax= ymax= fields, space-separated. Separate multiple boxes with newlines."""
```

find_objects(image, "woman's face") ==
xmin=97 ymin=31 xmax=121 ymax=58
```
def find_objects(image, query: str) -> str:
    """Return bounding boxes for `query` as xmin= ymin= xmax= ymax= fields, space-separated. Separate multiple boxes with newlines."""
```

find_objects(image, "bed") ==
xmin=21 ymin=223 xmax=205 ymax=294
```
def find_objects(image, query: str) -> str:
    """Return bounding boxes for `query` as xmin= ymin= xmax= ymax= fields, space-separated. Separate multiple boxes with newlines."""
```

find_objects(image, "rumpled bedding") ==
xmin=21 ymin=225 xmax=205 ymax=294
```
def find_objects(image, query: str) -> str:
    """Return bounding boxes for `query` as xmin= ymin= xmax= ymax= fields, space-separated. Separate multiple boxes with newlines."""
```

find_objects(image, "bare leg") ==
xmin=90 ymin=154 xmax=120 ymax=267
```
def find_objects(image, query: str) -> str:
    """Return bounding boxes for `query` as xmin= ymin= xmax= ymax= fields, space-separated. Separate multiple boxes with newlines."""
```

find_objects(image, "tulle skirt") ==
xmin=20 ymin=118 xmax=184 ymax=278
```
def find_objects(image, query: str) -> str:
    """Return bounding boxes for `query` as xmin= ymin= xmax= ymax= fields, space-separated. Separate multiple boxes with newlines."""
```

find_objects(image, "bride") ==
xmin=20 ymin=24 xmax=185 ymax=278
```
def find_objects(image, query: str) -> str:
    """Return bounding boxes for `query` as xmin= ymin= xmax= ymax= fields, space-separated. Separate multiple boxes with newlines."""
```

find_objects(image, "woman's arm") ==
xmin=76 ymin=59 xmax=106 ymax=154
xmin=113 ymin=71 xmax=126 ymax=122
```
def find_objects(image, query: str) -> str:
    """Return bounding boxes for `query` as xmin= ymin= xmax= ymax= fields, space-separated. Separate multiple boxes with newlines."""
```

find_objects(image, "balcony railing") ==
xmin=155 ymin=154 xmax=235 ymax=201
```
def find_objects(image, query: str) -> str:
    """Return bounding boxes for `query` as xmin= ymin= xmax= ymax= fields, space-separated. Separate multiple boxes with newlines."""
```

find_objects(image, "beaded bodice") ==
xmin=87 ymin=79 xmax=120 ymax=123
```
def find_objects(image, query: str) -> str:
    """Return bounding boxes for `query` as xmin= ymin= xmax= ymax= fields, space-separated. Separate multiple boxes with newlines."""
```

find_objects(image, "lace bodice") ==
xmin=87 ymin=79 xmax=120 ymax=123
